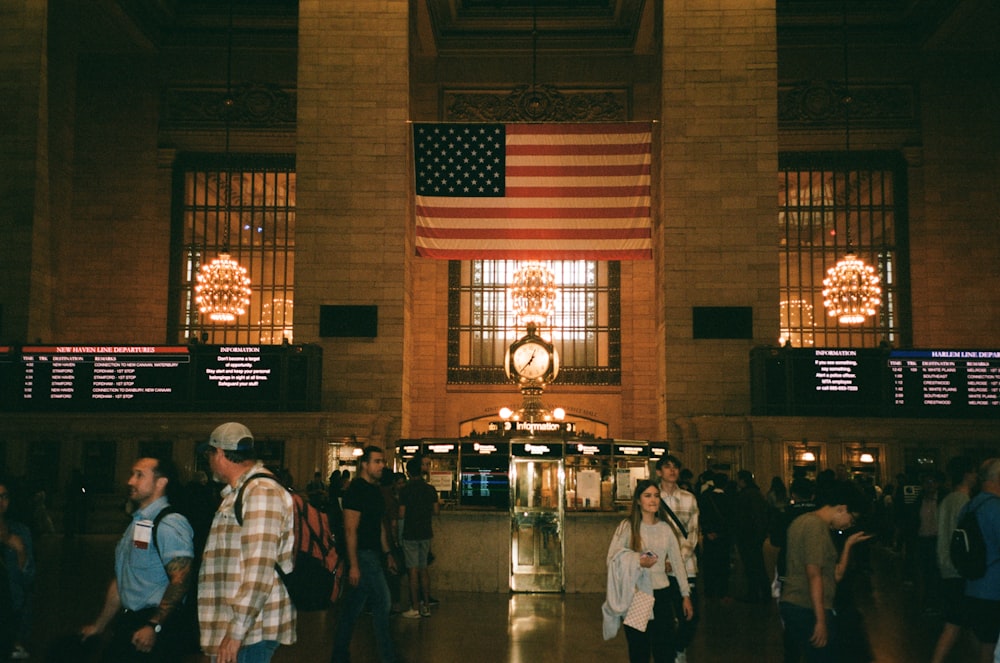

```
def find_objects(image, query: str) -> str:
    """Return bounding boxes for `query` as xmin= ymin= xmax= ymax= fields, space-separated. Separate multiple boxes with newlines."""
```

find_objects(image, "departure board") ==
xmin=3 ymin=344 xmax=321 ymax=412
xmin=18 ymin=345 xmax=190 ymax=410
xmin=751 ymin=347 xmax=1000 ymax=419
xmin=888 ymin=350 xmax=1000 ymax=417
xmin=0 ymin=346 xmax=15 ymax=409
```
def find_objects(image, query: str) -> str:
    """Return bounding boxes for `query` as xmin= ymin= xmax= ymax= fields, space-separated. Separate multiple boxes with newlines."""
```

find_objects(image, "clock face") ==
xmin=512 ymin=342 xmax=551 ymax=380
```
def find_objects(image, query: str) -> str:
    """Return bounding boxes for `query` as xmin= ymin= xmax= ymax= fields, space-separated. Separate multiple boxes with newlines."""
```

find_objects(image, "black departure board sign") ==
xmin=566 ymin=442 xmax=613 ymax=457
xmin=18 ymin=345 xmax=190 ymax=410
xmin=193 ymin=346 xmax=281 ymax=407
xmin=790 ymin=349 xmax=884 ymax=416
xmin=889 ymin=350 xmax=1000 ymax=417
xmin=751 ymin=347 xmax=1000 ymax=419
xmin=3 ymin=344 xmax=321 ymax=412
xmin=0 ymin=346 xmax=15 ymax=409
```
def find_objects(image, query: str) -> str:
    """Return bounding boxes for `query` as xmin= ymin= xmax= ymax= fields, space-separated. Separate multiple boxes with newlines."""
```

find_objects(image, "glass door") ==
xmin=510 ymin=457 xmax=564 ymax=592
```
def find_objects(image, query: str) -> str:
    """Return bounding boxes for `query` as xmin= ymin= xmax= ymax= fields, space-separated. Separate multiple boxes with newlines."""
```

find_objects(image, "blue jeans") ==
xmin=209 ymin=640 xmax=279 ymax=663
xmin=331 ymin=549 xmax=396 ymax=663
xmin=779 ymin=602 xmax=837 ymax=663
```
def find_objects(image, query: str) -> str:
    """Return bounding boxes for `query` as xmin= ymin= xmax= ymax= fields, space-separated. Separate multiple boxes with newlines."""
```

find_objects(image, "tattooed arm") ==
xmin=155 ymin=555 xmax=193 ymax=624
xmin=131 ymin=555 xmax=193 ymax=653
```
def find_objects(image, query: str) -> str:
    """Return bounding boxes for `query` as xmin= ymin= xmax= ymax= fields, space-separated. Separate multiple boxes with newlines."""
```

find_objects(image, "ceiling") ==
xmin=73 ymin=0 xmax=999 ymax=55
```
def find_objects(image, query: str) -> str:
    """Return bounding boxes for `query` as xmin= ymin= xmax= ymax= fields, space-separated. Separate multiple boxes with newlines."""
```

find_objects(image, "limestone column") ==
xmin=296 ymin=2 xmax=410 ymax=432
xmin=658 ymin=1 xmax=780 ymax=428
xmin=0 ymin=0 xmax=52 ymax=342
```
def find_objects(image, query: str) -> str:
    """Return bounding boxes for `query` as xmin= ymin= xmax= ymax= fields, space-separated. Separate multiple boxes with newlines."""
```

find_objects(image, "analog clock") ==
xmin=511 ymin=340 xmax=551 ymax=380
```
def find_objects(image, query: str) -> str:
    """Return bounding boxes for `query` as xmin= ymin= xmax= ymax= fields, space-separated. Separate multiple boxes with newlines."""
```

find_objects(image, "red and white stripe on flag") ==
xmin=412 ymin=122 xmax=653 ymax=260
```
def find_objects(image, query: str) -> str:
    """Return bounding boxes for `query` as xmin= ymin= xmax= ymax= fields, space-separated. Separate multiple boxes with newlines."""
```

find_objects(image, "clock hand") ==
xmin=525 ymin=349 xmax=536 ymax=366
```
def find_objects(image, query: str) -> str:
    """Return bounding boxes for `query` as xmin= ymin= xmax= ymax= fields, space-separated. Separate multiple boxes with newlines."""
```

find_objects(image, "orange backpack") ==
xmin=236 ymin=473 xmax=345 ymax=610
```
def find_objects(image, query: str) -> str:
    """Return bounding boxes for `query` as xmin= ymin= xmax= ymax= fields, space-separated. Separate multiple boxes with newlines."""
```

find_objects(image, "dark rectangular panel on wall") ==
xmin=2 ymin=344 xmax=321 ymax=412
xmin=0 ymin=346 xmax=14 ymax=413
xmin=692 ymin=306 xmax=753 ymax=339
xmin=319 ymin=305 xmax=378 ymax=338
xmin=750 ymin=347 xmax=1000 ymax=418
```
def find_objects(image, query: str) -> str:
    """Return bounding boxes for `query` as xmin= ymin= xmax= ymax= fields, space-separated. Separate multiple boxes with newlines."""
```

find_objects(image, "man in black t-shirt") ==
xmin=330 ymin=447 xmax=400 ymax=663
xmin=399 ymin=456 xmax=440 ymax=618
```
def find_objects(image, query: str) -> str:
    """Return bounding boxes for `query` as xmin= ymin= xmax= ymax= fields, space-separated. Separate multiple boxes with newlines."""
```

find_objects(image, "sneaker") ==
xmin=10 ymin=645 xmax=29 ymax=660
xmin=674 ymin=651 xmax=687 ymax=663
xmin=401 ymin=608 xmax=422 ymax=619
xmin=419 ymin=602 xmax=431 ymax=617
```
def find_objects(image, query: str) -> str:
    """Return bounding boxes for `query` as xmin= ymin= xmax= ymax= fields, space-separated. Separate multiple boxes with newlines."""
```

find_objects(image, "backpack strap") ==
xmin=240 ymin=477 xmax=333 ymax=560
xmin=234 ymin=473 xmax=330 ymax=577
xmin=659 ymin=497 xmax=688 ymax=539
xmin=234 ymin=473 xmax=284 ymax=526
xmin=151 ymin=506 xmax=176 ymax=569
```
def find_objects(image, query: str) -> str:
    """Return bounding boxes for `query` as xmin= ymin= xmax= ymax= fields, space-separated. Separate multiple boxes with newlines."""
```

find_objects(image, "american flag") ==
xmin=412 ymin=122 xmax=653 ymax=260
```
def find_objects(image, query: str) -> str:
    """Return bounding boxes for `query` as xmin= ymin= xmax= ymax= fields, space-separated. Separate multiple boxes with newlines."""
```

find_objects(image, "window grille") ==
xmin=448 ymin=260 xmax=620 ymax=385
xmin=171 ymin=154 xmax=295 ymax=345
xmin=779 ymin=152 xmax=908 ymax=348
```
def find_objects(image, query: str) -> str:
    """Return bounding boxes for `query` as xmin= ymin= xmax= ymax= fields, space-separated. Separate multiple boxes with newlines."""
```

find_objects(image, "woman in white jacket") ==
xmin=603 ymin=479 xmax=694 ymax=662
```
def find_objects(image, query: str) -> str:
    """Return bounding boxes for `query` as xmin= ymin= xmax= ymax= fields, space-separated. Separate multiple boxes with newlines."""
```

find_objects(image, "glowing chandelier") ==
xmin=822 ymin=255 xmax=881 ymax=324
xmin=195 ymin=253 xmax=251 ymax=322
xmin=195 ymin=0 xmax=251 ymax=324
xmin=821 ymin=1 xmax=880 ymax=326
xmin=509 ymin=261 xmax=557 ymax=327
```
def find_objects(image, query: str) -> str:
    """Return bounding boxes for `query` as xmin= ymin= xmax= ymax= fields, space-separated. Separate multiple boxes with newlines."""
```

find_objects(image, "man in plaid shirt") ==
xmin=198 ymin=422 xmax=295 ymax=663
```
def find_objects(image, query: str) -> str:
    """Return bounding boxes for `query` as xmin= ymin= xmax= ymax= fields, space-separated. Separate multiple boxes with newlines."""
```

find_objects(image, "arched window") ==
xmin=448 ymin=260 xmax=620 ymax=385
xmin=171 ymin=154 xmax=296 ymax=345
xmin=779 ymin=152 xmax=908 ymax=348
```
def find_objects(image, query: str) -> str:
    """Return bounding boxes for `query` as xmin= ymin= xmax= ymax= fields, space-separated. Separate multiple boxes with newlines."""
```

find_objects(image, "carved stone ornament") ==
xmin=444 ymin=84 xmax=628 ymax=122
xmin=162 ymin=82 xmax=296 ymax=129
xmin=778 ymin=80 xmax=916 ymax=128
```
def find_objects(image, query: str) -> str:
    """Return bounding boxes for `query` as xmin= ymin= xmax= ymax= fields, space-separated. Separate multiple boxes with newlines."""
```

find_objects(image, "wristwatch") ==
xmin=145 ymin=621 xmax=162 ymax=634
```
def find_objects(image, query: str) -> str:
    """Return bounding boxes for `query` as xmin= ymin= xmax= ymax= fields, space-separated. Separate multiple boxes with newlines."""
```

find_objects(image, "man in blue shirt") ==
xmin=961 ymin=458 xmax=1000 ymax=663
xmin=81 ymin=455 xmax=194 ymax=662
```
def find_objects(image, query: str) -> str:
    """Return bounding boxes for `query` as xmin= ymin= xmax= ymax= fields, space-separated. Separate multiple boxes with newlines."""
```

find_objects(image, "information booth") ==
xmin=393 ymin=440 xmax=422 ymax=475
xmin=648 ymin=442 xmax=669 ymax=473
xmin=422 ymin=439 xmax=458 ymax=505
xmin=612 ymin=441 xmax=651 ymax=505
xmin=563 ymin=441 xmax=611 ymax=511
xmin=458 ymin=440 xmax=510 ymax=510
xmin=510 ymin=439 xmax=564 ymax=592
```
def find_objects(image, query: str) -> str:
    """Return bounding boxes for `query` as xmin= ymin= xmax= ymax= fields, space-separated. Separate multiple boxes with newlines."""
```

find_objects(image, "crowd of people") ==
xmin=0 ymin=422 xmax=444 ymax=663
xmin=5 ymin=441 xmax=1000 ymax=663
xmin=603 ymin=455 xmax=1000 ymax=663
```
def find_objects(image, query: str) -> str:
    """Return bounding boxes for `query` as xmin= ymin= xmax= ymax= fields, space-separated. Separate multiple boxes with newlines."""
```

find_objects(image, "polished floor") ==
xmin=29 ymin=535 xmax=980 ymax=662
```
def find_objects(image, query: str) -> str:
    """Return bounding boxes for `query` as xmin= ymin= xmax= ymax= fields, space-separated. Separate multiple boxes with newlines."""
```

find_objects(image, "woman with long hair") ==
xmin=603 ymin=479 xmax=694 ymax=662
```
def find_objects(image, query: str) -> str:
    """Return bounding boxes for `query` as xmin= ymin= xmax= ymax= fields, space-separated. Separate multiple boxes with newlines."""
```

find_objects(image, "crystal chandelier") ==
xmin=822 ymin=255 xmax=881 ymax=324
xmin=195 ymin=253 xmax=251 ymax=322
xmin=509 ymin=261 xmax=557 ymax=328
xmin=821 ymin=2 xmax=880 ymax=326
xmin=195 ymin=0 xmax=252 ymax=324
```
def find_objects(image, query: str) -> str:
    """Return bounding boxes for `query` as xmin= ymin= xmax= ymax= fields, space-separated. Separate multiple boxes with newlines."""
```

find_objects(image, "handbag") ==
xmin=623 ymin=589 xmax=655 ymax=631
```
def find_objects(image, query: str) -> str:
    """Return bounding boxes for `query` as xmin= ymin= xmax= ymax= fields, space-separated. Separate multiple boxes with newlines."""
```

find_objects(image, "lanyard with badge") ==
xmin=134 ymin=519 xmax=154 ymax=549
